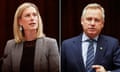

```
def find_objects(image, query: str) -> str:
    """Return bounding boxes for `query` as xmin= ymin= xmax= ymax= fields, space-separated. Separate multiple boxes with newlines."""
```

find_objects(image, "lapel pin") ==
xmin=100 ymin=47 xmax=103 ymax=50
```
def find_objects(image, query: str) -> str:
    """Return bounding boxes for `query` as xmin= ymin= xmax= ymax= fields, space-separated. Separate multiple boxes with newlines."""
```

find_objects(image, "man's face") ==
xmin=81 ymin=8 xmax=104 ymax=38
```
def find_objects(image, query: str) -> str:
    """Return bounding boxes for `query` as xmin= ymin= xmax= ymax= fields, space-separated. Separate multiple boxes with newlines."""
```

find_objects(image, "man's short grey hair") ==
xmin=81 ymin=3 xmax=105 ymax=20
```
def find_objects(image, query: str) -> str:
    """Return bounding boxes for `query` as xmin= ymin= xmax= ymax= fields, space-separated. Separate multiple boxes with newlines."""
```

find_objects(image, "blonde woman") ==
xmin=2 ymin=2 xmax=59 ymax=72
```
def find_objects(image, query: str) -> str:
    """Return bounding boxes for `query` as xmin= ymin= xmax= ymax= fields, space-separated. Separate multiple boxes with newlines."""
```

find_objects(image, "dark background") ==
xmin=0 ymin=0 xmax=120 ymax=70
xmin=0 ymin=0 xmax=59 ymax=57
xmin=62 ymin=0 xmax=120 ymax=43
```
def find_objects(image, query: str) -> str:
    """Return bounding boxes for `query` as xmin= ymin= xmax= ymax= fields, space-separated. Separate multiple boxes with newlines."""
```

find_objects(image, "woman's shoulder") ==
xmin=38 ymin=37 xmax=57 ymax=42
xmin=4 ymin=39 xmax=16 ymax=53
xmin=6 ymin=39 xmax=16 ymax=45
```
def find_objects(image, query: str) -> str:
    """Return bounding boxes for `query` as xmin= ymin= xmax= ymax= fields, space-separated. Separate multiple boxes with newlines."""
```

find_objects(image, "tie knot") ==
xmin=86 ymin=39 xmax=96 ymax=42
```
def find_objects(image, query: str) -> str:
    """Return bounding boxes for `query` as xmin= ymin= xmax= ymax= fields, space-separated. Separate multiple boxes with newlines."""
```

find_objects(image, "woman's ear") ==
xmin=18 ymin=17 xmax=22 ymax=25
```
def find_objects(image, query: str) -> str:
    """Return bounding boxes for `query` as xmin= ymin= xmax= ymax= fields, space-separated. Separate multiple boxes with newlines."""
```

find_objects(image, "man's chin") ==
xmin=88 ymin=31 xmax=96 ymax=35
xmin=87 ymin=32 xmax=98 ymax=37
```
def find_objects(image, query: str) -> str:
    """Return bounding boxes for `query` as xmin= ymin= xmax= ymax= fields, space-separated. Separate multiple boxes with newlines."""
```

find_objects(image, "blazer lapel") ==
xmin=12 ymin=42 xmax=23 ymax=72
xmin=94 ymin=35 xmax=107 ymax=65
xmin=34 ymin=38 xmax=44 ymax=72
xmin=73 ymin=34 xmax=86 ymax=72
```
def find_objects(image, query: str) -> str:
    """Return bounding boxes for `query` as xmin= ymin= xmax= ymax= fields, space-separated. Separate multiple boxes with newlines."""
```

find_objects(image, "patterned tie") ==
xmin=86 ymin=39 xmax=95 ymax=72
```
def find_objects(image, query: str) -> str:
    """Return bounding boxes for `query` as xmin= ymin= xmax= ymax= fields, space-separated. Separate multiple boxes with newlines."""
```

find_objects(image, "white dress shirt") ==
xmin=81 ymin=32 xmax=98 ymax=67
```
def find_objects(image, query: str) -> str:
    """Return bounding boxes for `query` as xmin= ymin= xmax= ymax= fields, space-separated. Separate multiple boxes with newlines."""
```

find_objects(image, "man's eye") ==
xmin=95 ymin=19 xmax=100 ymax=22
xmin=86 ymin=18 xmax=92 ymax=21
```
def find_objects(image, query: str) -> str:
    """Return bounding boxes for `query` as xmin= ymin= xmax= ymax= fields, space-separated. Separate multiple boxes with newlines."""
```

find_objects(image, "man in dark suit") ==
xmin=61 ymin=3 xmax=120 ymax=72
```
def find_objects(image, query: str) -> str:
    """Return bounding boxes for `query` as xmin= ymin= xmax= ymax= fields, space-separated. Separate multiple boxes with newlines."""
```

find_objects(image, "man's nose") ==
xmin=90 ymin=20 xmax=95 ymax=25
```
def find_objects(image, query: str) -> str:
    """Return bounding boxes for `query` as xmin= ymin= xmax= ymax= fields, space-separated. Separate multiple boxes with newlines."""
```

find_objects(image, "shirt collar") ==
xmin=82 ymin=32 xmax=99 ymax=42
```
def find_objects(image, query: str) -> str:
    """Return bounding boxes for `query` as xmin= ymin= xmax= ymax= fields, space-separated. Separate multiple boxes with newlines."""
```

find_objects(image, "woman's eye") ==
xmin=25 ymin=14 xmax=30 ymax=17
xmin=33 ymin=13 xmax=37 ymax=16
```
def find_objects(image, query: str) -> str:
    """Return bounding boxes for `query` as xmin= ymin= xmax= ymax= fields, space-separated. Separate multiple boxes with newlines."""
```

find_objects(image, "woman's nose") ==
xmin=30 ymin=15 xmax=35 ymax=21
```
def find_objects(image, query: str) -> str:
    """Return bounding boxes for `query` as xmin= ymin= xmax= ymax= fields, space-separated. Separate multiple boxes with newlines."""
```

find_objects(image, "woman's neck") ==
xmin=24 ymin=30 xmax=37 ymax=41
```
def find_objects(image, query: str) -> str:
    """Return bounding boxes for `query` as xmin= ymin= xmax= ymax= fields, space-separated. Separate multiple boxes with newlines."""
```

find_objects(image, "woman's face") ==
xmin=19 ymin=7 xmax=38 ymax=31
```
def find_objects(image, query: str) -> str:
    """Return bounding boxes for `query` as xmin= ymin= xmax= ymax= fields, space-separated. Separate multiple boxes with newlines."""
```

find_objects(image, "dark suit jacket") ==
xmin=61 ymin=34 xmax=120 ymax=72
xmin=2 ymin=37 xmax=59 ymax=72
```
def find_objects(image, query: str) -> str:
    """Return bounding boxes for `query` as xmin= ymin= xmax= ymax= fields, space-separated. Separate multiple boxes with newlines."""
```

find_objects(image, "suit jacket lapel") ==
xmin=94 ymin=35 xmax=107 ymax=65
xmin=11 ymin=38 xmax=44 ymax=72
xmin=12 ymin=42 xmax=23 ymax=72
xmin=73 ymin=34 xmax=86 ymax=72
xmin=34 ymin=38 xmax=44 ymax=72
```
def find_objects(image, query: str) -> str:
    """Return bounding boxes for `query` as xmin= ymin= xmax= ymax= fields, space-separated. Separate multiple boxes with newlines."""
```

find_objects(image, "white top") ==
xmin=81 ymin=32 xmax=98 ymax=67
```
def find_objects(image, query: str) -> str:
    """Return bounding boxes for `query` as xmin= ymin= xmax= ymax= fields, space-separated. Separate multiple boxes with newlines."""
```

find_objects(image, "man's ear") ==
xmin=81 ymin=17 xmax=83 ymax=25
xmin=102 ymin=20 xmax=104 ymax=28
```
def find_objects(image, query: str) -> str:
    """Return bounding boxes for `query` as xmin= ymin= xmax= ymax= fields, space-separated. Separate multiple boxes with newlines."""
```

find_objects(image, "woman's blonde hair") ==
xmin=13 ymin=2 xmax=45 ymax=43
